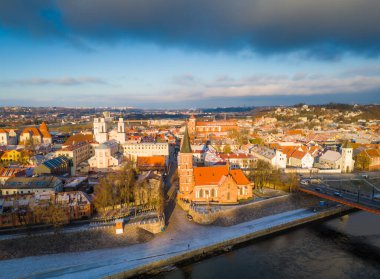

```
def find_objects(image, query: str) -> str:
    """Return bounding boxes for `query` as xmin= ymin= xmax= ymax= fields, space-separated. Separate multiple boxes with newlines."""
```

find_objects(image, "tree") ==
xmin=253 ymin=160 xmax=272 ymax=192
xmin=116 ymin=162 xmax=136 ymax=208
xmin=33 ymin=203 xmax=68 ymax=233
xmin=355 ymin=153 xmax=370 ymax=171
xmin=223 ymin=144 xmax=232 ymax=153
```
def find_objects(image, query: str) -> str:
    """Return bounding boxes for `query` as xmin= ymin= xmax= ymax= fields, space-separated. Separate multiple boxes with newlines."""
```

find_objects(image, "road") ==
xmin=300 ymin=181 xmax=380 ymax=214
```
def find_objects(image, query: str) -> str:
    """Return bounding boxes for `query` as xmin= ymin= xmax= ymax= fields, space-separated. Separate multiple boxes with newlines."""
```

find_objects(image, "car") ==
xmin=362 ymin=174 xmax=368 ymax=179
xmin=334 ymin=192 xmax=342 ymax=197
xmin=315 ymin=187 xmax=322 ymax=192
xmin=187 ymin=214 xmax=193 ymax=221
xmin=300 ymin=180 xmax=309 ymax=185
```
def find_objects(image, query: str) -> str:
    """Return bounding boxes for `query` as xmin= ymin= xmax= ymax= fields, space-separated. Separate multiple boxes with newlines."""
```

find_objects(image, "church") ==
xmin=178 ymin=127 xmax=253 ymax=204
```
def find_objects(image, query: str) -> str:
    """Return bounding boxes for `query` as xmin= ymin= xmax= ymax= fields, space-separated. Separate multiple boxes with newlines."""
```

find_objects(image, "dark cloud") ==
xmin=1 ymin=0 xmax=380 ymax=58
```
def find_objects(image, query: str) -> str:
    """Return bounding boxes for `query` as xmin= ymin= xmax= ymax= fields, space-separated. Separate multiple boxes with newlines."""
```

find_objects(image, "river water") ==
xmin=155 ymin=211 xmax=380 ymax=279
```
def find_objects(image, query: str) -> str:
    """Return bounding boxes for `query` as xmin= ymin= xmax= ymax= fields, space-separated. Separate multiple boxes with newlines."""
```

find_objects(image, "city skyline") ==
xmin=1 ymin=1 xmax=380 ymax=108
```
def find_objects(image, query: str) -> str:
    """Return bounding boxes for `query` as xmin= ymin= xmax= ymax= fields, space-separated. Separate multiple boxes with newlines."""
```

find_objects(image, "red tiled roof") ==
xmin=64 ymin=134 xmax=94 ymax=145
xmin=137 ymin=156 xmax=166 ymax=167
xmin=194 ymin=165 xmax=250 ymax=186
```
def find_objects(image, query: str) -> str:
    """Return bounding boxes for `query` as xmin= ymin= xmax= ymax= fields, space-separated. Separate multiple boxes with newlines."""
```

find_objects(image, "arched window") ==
xmin=211 ymin=188 xmax=215 ymax=197
xmin=227 ymin=192 xmax=230 ymax=200
xmin=199 ymin=189 xmax=203 ymax=198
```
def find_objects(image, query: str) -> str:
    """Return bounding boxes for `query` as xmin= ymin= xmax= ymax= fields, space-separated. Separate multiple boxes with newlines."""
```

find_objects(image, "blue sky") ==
xmin=0 ymin=0 xmax=380 ymax=108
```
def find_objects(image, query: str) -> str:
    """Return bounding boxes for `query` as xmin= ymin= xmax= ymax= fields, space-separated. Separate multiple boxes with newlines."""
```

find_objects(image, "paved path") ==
xmin=0 ymin=206 xmax=318 ymax=279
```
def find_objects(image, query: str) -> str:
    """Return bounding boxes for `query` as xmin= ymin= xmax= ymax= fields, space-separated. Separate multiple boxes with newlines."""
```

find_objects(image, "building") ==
xmin=288 ymin=151 xmax=314 ymax=169
xmin=19 ymin=122 xmax=52 ymax=145
xmin=0 ymin=128 xmax=18 ymax=146
xmin=249 ymin=146 xmax=287 ymax=169
xmin=122 ymin=142 xmax=169 ymax=161
xmin=93 ymin=117 xmax=110 ymax=144
xmin=0 ymin=191 xmax=92 ymax=228
xmin=33 ymin=156 xmax=71 ymax=175
xmin=1 ymin=176 xmax=63 ymax=195
xmin=341 ymin=141 xmax=355 ymax=173
xmin=55 ymin=142 xmax=92 ymax=174
xmin=187 ymin=115 xmax=238 ymax=140
xmin=117 ymin=118 xmax=127 ymax=144
xmin=318 ymin=150 xmax=342 ymax=169
xmin=0 ymin=149 xmax=30 ymax=163
xmin=137 ymin=156 xmax=167 ymax=172
xmin=88 ymin=140 xmax=122 ymax=171
xmin=219 ymin=153 xmax=256 ymax=170
xmin=0 ymin=167 xmax=26 ymax=185
xmin=178 ymin=127 xmax=253 ymax=204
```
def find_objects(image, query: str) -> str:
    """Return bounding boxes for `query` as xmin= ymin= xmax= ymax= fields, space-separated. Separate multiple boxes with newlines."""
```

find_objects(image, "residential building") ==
xmin=249 ymin=146 xmax=287 ymax=169
xmin=0 ymin=167 xmax=26 ymax=185
xmin=1 ymin=176 xmax=63 ymax=195
xmin=0 ymin=191 xmax=92 ymax=228
xmin=55 ymin=142 xmax=92 ymax=174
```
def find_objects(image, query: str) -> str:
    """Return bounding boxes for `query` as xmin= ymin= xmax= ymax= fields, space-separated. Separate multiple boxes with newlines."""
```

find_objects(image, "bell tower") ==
xmin=178 ymin=126 xmax=194 ymax=200
xmin=117 ymin=118 xmax=126 ymax=144
xmin=188 ymin=115 xmax=196 ymax=140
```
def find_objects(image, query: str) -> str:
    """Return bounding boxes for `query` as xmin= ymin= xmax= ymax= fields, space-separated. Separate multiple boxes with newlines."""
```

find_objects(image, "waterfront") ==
xmin=155 ymin=211 xmax=380 ymax=279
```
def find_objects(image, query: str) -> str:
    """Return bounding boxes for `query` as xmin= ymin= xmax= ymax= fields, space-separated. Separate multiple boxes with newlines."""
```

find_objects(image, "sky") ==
xmin=0 ymin=0 xmax=380 ymax=109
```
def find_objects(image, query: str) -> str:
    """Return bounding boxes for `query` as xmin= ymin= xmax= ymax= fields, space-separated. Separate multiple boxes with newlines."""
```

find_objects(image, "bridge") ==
xmin=299 ymin=176 xmax=380 ymax=215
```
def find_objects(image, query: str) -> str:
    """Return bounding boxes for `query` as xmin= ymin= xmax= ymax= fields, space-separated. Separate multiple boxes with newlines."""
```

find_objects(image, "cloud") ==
xmin=0 ymin=77 xmax=107 ymax=86
xmin=165 ymin=71 xmax=380 ymax=101
xmin=1 ymin=0 xmax=380 ymax=58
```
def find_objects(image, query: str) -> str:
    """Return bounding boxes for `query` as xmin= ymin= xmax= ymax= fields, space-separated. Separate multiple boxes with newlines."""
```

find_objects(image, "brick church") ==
xmin=178 ymin=127 xmax=253 ymax=204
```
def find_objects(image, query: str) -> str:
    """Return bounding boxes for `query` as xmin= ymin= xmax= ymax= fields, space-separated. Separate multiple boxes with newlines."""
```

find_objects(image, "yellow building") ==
xmin=1 ymin=150 xmax=30 ymax=163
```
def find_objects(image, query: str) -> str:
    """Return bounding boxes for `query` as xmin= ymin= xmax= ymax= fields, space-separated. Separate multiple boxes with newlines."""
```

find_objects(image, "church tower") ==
xmin=341 ymin=141 xmax=354 ymax=173
xmin=188 ymin=115 xmax=196 ymax=140
xmin=178 ymin=126 xmax=194 ymax=201
xmin=93 ymin=117 xmax=108 ymax=144
xmin=117 ymin=118 xmax=126 ymax=144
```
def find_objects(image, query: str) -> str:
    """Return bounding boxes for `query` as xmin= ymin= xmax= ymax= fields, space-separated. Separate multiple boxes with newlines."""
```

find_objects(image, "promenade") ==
xmin=0 ymin=205 xmax=349 ymax=279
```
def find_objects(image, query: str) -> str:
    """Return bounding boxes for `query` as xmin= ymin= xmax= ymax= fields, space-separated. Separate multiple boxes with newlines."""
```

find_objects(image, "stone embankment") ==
xmin=107 ymin=205 xmax=352 ymax=279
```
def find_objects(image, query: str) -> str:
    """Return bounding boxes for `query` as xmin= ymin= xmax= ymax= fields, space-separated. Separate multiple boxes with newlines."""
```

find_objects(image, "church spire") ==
xmin=181 ymin=126 xmax=192 ymax=153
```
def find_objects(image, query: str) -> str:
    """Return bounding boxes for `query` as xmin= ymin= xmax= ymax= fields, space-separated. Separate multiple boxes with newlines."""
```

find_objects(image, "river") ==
xmin=155 ymin=211 xmax=380 ymax=279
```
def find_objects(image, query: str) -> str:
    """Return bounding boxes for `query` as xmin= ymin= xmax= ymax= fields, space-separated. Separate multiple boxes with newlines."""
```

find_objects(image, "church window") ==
xmin=211 ymin=188 xmax=215 ymax=197
xmin=227 ymin=192 xmax=230 ymax=200
xmin=199 ymin=189 xmax=203 ymax=198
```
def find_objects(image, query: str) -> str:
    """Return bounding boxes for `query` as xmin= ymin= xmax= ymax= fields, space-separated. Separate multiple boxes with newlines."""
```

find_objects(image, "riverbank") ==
xmin=110 ymin=205 xmax=352 ymax=279
xmin=0 ymin=204 xmax=351 ymax=279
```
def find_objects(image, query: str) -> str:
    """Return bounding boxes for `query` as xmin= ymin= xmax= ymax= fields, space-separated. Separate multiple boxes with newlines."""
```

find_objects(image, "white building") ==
xmin=122 ymin=142 xmax=169 ymax=161
xmin=117 ymin=118 xmax=126 ymax=144
xmin=249 ymin=146 xmax=287 ymax=169
xmin=288 ymin=151 xmax=314 ymax=169
xmin=93 ymin=117 xmax=110 ymax=144
xmin=88 ymin=140 xmax=122 ymax=171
